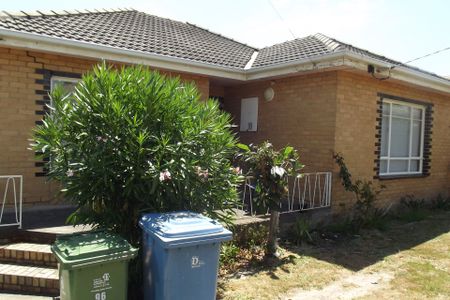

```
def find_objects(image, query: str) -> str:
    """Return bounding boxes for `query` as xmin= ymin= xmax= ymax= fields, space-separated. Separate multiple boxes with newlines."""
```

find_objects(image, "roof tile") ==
xmin=0 ymin=10 xmax=447 ymax=81
xmin=0 ymin=9 xmax=256 ymax=69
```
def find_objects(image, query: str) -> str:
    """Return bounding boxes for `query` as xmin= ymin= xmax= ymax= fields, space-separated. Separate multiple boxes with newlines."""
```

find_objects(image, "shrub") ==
xmin=220 ymin=242 xmax=240 ymax=267
xmin=431 ymin=194 xmax=450 ymax=211
xmin=333 ymin=153 xmax=388 ymax=230
xmin=291 ymin=217 xmax=313 ymax=245
xmin=398 ymin=195 xmax=428 ymax=222
xmin=33 ymin=64 xmax=242 ymax=244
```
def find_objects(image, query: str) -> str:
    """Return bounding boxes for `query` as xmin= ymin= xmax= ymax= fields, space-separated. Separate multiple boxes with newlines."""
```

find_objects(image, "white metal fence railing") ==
xmin=0 ymin=175 xmax=23 ymax=228
xmin=240 ymin=172 xmax=332 ymax=216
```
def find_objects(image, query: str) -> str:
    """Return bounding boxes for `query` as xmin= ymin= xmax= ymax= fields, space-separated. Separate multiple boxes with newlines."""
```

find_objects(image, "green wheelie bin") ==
xmin=51 ymin=231 xmax=138 ymax=300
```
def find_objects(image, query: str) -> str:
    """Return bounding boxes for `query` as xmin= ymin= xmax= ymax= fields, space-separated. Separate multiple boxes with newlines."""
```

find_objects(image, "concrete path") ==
xmin=285 ymin=271 xmax=394 ymax=300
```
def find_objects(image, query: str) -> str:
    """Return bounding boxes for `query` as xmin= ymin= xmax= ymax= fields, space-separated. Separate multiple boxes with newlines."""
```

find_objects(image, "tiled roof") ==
xmin=0 ymin=9 xmax=257 ymax=69
xmin=253 ymin=33 xmax=448 ymax=81
xmin=0 ymin=9 xmax=447 ymax=82
xmin=252 ymin=33 xmax=340 ymax=68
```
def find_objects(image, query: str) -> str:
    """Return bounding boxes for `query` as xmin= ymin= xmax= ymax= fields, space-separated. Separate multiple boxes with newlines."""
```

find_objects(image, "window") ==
xmin=50 ymin=76 xmax=79 ymax=94
xmin=240 ymin=97 xmax=258 ymax=132
xmin=380 ymin=99 xmax=425 ymax=175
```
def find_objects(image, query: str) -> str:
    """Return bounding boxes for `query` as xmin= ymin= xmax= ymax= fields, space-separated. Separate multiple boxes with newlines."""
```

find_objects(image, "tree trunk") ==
xmin=267 ymin=209 xmax=280 ymax=256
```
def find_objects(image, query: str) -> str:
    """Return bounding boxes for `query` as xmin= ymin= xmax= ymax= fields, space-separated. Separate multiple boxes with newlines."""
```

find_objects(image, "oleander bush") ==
xmin=32 ymin=63 xmax=242 ymax=244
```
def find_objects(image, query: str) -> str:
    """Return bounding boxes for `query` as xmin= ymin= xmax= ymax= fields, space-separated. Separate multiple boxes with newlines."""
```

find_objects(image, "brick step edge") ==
xmin=0 ymin=247 xmax=58 ymax=268
xmin=0 ymin=272 xmax=59 ymax=297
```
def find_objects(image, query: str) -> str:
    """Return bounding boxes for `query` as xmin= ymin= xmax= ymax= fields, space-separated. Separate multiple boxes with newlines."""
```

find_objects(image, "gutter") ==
xmin=0 ymin=28 xmax=246 ymax=81
xmin=345 ymin=51 xmax=450 ymax=86
xmin=0 ymin=28 xmax=449 ymax=93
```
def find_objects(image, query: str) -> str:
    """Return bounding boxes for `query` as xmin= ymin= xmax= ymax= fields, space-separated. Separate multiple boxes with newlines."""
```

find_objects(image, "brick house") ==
xmin=0 ymin=9 xmax=449 ymax=216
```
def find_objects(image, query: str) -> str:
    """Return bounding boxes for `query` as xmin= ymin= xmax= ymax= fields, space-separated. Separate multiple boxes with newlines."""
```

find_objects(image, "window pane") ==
xmin=382 ymin=103 xmax=390 ymax=115
xmin=390 ymin=117 xmax=410 ymax=157
xmin=411 ymin=120 xmax=422 ymax=157
xmin=381 ymin=116 xmax=389 ymax=156
xmin=412 ymin=108 xmax=422 ymax=120
xmin=380 ymin=160 xmax=387 ymax=173
xmin=389 ymin=160 xmax=408 ymax=172
xmin=410 ymin=160 xmax=420 ymax=172
xmin=53 ymin=80 xmax=77 ymax=94
xmin=392 ymin=104 xmax=410 ymax=118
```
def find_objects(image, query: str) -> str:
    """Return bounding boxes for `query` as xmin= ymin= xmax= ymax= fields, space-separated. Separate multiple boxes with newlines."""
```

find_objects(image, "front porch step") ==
xmin=0 ymin=243 xmax=57 ymax=267
xmin=0 ymin=263 xmax=59 ymax=296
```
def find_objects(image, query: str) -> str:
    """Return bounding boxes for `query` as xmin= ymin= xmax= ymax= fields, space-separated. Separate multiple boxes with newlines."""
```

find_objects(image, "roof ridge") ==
xmin=313 ymin=33 xmax=343 ymax=52
xmin=258 ymin=34 xmax=316 ymax=50
xmin=186 ymin=22 xmax=258 ymax=51
xmin=0 ymin=8 xmax=135 ymax=19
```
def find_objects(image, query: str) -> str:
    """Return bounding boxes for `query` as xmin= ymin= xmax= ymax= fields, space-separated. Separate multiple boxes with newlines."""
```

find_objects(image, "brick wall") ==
xmin=224 ymin=71 xmax=338 ymax=174
xmin=333 ymin=70 xmax=450 ymax=213
xmin=2 ymin=44 xmax=448 ymax=212
xmin=223 ymin=69 xmax=450 ymax=215
xmin=0 ymin=46 xmax=209 ymax=205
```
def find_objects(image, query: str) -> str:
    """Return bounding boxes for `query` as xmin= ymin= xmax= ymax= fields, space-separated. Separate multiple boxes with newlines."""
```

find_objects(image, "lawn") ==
xmin=218 ymin=210 xmax=450 ymax=299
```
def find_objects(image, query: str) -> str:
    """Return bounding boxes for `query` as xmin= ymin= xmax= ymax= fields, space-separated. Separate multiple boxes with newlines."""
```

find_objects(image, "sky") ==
xmin=2 ymin=0 xmax=450 ymax=77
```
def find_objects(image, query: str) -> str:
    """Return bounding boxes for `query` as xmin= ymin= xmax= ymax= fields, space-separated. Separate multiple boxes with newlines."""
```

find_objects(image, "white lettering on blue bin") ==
xmin=191 ymin=256 xmax=205 ymax=268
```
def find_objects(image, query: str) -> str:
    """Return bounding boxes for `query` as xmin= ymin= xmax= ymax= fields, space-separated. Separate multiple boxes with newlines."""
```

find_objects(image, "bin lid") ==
xmin=139 ymin=211 xmax=224 ymax=239
xmin=52 ymin=231 xmax=137 ymax=265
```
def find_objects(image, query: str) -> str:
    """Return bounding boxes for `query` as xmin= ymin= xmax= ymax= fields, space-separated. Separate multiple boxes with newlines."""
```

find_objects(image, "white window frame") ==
xmin=380 ymin=99 xmax=425 ymax=176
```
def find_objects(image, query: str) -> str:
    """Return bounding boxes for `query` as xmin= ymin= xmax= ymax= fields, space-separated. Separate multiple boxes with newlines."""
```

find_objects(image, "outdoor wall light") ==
xmin=264 ymin=87 xmax=275 ymax=102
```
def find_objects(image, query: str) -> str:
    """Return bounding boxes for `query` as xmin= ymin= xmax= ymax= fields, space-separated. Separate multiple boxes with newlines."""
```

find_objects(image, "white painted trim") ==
xmin=244 ymin=51 xmax=259 ymax=70
xmin=0 ymin=28 xmax=449 ymax=93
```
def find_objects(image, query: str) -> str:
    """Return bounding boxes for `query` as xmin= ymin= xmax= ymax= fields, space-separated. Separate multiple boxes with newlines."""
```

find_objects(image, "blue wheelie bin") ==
xmin=139 ymin=211 xmax=232 ymax=300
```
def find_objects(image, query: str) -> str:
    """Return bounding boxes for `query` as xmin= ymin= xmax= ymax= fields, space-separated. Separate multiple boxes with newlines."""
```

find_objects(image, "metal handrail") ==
xmin=0 ymin=175 xmax=23 ymax=228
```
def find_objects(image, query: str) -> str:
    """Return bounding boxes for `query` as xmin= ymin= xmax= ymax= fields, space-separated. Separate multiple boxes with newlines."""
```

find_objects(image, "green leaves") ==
xmin=238 ymin=141 xmax=302 ymax=211
xmin=236 ymin=143 xmax=250 ymax=152
xmin=32 ymin=63 xmax=241 ymax=245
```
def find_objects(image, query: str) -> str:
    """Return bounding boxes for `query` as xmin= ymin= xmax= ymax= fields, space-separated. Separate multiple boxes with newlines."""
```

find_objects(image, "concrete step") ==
xmin=0 ymin=243 xmax=57 ymax=268
xmin=0 ymin=263 xmax=59 ymax=296
xmin=0 ymin=293 xmax=53 ymax=299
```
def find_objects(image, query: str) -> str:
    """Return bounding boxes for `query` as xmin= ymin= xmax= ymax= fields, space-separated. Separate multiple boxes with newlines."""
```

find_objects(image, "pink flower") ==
xmin=66 ymin=169 xmax=74 ymax=177
xmin=200 ymin=169 xmax=209 ymax=179
xmin=159 ymin=170 xmax=171 ymax=182
xmin=233 ymin=167 xmax=242 ymax=175
xmin=194 ymin=166 xmax=209 ymax=179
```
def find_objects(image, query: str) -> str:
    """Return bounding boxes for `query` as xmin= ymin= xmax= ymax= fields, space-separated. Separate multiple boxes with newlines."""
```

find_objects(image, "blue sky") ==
xmin=3 ymin=0 xmax=450 ymax=77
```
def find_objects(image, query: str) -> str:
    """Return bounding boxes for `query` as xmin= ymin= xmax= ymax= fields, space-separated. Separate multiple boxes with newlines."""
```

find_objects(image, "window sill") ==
xmin=377 ymin=173 xmax=428 ymax=180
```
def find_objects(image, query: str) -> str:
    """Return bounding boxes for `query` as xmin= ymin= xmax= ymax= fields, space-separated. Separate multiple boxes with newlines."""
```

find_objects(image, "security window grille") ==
xmin=380 ymin=100 xmax=425 ymax=175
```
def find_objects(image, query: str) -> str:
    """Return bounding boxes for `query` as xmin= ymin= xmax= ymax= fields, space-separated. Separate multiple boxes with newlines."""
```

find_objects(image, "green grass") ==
xmin=400 ymin=261 xmax=450 ymax=295
xmin=219 ymin=210 xmax=450 ymax=300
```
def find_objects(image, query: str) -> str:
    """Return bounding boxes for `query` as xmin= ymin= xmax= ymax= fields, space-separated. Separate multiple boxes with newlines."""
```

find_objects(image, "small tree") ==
xmin=239 ymin=142 xmax=303 ymax=256
xmin=333 ymin=153 xmax=386 ymax=229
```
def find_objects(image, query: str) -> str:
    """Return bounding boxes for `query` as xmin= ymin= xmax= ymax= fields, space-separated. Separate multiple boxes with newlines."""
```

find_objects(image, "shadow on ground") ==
xmin=287 ymin=210 xmax=450 ymax=271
